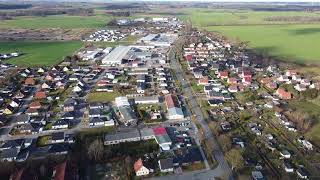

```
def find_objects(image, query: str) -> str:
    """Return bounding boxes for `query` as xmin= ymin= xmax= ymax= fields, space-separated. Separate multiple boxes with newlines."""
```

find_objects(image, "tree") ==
xmin=218 ymin=134 xmax=232 ymax=152
xmin=87 ymin=139 xmax=104 ymax=161
xmin=301 ymin=89 xmax=319 ymax=100
xmin=225 ymin=149 xmax=244 ymax=170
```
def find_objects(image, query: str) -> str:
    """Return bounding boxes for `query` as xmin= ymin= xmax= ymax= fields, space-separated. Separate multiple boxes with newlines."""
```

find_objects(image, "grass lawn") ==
xmin=207 ymin=24 xmax=320 ymax=64
xmin=1 ymin=41 xmax=83 ymax=67
xmin=86 ymin=92 xmax=122 ymax=103
xmin=177 ymin=8 xmax=320 ymax=64
xmin=0 ymin=15 xmax=109 ymax=29
xmin=289 ymin=100 xmax=320 ymax=146
xmin=178 ymin=8 xmax=320 ymax=27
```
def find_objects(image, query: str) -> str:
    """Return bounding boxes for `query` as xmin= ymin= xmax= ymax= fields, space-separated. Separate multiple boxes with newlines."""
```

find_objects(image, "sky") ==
xmin=104 ymin=0 xmax=320 ymax=2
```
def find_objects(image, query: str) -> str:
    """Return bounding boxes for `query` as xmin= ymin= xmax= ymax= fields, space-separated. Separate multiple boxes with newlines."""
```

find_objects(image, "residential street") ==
xmin=168 ymin=46 xmax=234 ymax=180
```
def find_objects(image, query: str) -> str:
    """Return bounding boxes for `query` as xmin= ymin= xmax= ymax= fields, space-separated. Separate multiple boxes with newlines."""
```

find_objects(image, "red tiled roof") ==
xmin=185 ymin=55 xmax=193 ymax=61
xmin=243 ymin=77 xmax=252 ymax=82
xmin=153 ymin=127 xmax=166 ymax=136
xmin=24 ymin=78 xmax=35 ymax=85
xmin=165 ymin=94 xmax=179 ymax=109
xmin=34 ymin=91 xmax=46 ymax=99
xmin=134 ymin=158 xmax=143 ymax=172
xmin=29 ymin=101 xmax=41 ymax=109
xmin=276 ymin=88 xmax=292 ymax=99
xmin=242 ymin=71 xmax=252 ymax=77
xmin=218 ymin=71 xmax=228 ymax=78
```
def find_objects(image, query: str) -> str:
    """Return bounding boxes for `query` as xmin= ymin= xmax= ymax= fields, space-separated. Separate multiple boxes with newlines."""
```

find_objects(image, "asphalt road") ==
xmin=167 ymin=46 xmax=234 ymax=180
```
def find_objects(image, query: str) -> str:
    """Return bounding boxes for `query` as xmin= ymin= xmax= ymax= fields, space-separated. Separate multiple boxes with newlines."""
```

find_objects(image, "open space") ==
xmin=0 ymin=41 xmax=83 ymax=66
xmin=86 ymin=92 xmax=122 ymax=103
xmin=178 ymin=8 xmax=320 ymax=64
xmin=0 ymin=15 xmax=109 ymax=29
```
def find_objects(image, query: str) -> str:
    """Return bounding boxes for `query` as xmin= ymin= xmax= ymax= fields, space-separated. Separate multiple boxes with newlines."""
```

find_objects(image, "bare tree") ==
xmin=218 ymin=134 xmax=232 ymax=152
xmin=87 ymin=139 xmax=104 ymax=161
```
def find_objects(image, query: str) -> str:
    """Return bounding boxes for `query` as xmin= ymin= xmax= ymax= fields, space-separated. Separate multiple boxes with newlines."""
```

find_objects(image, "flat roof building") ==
xmin=102 ymin=46 xmax=131 ymax=65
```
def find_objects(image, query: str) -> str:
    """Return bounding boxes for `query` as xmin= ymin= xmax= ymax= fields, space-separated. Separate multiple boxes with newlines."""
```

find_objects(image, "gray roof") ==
xmin=155 ymin=134 xmax=172 ymax=144
xmin=102 ymin=46 xmax=131 ymax=64
xmin=16 ymin=114 xmax=30 ymax=123
xmin=134 ymin=95 xmax=159 ymax=103
xmin=168 ymin=107 xmax=184 ymax=116
xmin=159 ymin=158 xmax=173 ymax=170
xmin=140 ymin=128 xmax=154 ymax=138
xmin=1 ymin=148 xmax=19 ymax=159
xmin=104 ymin=129 xmax=140 ymax=142
xmin=119 ymin=105 xmax=137 ymax=122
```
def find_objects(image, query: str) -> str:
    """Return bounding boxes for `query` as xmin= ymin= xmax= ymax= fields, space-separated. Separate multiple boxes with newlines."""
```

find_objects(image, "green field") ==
xmin=207 ymin=24 xmax=320 ymax=63
xmin=0 ymin=15 xmax=109 ymax=29
xmin=86 ymin=92 xmax=122 ymax=103
xmin=179 ymin=9 xmax=320 ymax=26
xmin=179 ymin=8 xmax=320 ymax=63
xmin=0 ymin=41 xmax=83 ymax=66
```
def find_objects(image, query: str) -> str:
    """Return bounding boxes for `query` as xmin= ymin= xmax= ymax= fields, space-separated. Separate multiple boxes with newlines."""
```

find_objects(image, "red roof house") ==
xmin=24 ymin=78 xmax=35 ymax=86
xmin=29 ymin=101 xmax=41 ymax=109
xmin=276 ymin=88 xmax=292 ymax=100
xmin=153 ymin=127 xmax=167 ymax=136
xmin=198 ymin=76 xmax=209 ymax=85
xmin=34 ymin=91 xmax=46 ymax=99
xmin=165 ymin=94 xmax=180 ymax=109
xmin=185 ymin=55 xmax=193 ymax=61
xmin=242 ymin=77 xmax=252 ymax=85
xmin=218 ymin=71 xmax=228 ymax=79
xmin=241 ymin=70 xmax=252 ymax=78
xmin=227 ymin=77 xmax=237 ymax=84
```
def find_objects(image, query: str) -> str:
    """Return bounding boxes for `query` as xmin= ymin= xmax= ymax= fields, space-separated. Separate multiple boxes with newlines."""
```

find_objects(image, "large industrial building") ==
xmin=102 ymin=46 xmax=131 ymax=65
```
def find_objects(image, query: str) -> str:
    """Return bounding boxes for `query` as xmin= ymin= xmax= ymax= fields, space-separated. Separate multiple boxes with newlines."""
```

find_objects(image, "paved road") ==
xmin=167 ymin=46 xmax=234 ymax=180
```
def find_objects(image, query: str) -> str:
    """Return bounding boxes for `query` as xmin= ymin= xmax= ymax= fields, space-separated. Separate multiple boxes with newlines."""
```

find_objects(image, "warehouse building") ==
xmin=102 ymin=46 xmax=131 ymax=65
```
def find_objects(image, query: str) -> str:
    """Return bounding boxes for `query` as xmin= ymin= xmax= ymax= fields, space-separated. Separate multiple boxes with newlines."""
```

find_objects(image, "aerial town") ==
xmin=1 ymin=1 xmax=320 ymax=180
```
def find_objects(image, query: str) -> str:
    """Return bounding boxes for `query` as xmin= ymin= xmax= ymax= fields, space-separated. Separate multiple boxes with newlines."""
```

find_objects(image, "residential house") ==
xmin=16 ymin=114 xmax=30 ymax=125
xmin=26 ymin=108 xmax=39 ymax=116
xmin=0 ymin=148 xmax=19 ymax=162
xmin=283 ymin=160 xmax=294 ymax=173
xmin=198 ymin=76 xmax=209 ymax=86
xmin=0 ymin=139 xmax=25 ymax=150
xmin=296 ymin=166 xmax=309 ymax=179
xmin=276 ymin=88 xmax=292 ymax=100
xmin=158 ymin=158 xmax=174 ymax=173
xmin=34 ymin=91 xmax=46 ymax=100
xmin=63 ymin=98 xmax=77 ymax=112
xmin=29 ymin=101 xmax=41 ymax=109
xmin=51 ymin=132 xmax=65 ymax=144
xmin=134 ymin=158 xmax=150 ymax=176
xmin=24 ymin=78 xmax=35 ymax=86
xmin=294 ymin=84 xmax=307 ymax=92
xmin=218 ymin=71 xmax=228 ymax=79
xmin=52 ymin=119 xmax=69 ymax=130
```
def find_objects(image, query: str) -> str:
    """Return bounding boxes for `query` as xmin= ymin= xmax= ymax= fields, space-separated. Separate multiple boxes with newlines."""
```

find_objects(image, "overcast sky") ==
xmin=106 ymin=0 xmax=320 ymax=2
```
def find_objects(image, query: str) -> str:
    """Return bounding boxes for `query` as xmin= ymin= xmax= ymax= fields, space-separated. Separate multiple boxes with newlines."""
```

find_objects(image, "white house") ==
xmin=134 ymin=159 xmax=150 ymax=176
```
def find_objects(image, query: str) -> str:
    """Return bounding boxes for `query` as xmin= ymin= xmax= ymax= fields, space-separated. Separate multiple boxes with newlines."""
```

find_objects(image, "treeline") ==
xmin=265 ymin=16 xmax=320 ymax=22
xmin=104 ymin=3 xmax=149 ymax=10
xmin=0 ymin=4 xmax=32 ymax=10
xmin=0 ymin=8 xmax=94 ymax=17
xmin=107 ymin=11 xmax=131 ymax=17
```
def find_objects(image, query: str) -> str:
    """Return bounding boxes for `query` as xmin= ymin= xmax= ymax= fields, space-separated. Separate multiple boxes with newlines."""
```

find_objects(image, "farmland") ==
xmin=208 ymin=24 xmax=320 ymax=63
xmin=178 ymin=8 xmax=320 ymax=64
xmin=0 ymin=41 xmax=83 ymax=66
xmin=0 ymin=15 xmax=109 ymax=29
